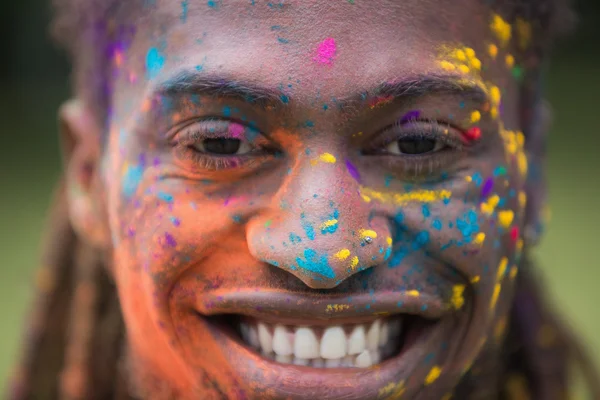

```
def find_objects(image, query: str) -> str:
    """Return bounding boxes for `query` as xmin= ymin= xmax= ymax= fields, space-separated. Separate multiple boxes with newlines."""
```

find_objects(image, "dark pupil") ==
xmin=397 ymin=138 xmax=436 ymax=155
xmin=203 ymin=138 xmax=241 ymax=155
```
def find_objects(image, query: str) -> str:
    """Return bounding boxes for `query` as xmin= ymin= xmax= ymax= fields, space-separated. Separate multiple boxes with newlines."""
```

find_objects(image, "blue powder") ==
xmin=146 ymin=47 xmax=165 ymax=80
xmin=122 ymin=164 xmax=144 ymax=198
xmin=289 ymin=233 xmax=302 ymax=244
xmin=422 ymin=204 xmax=431 ymax=218
xmin=301 ymin=213 xmax=315 ymax=240
xmin=180 ymin=0 xmax=188 ymax=22
xmin=296 ymin=248 xmax=335 ymax=279
xmin=157 ymin=192 xmax=174 ymax=203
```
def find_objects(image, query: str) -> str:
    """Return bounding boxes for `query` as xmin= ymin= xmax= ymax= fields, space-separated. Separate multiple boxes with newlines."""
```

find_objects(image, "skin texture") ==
xmin=60 ymin=1 xmax=543 ymax=398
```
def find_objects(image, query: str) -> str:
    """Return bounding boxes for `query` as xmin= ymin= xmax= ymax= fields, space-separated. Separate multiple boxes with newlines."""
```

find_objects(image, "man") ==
xmin=7 ymin=0 xmax=599 ymax=398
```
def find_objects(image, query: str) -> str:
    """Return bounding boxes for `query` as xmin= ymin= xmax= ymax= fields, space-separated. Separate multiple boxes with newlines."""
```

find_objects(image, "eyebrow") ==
xmin=156 ymin=71 xmax=489 ymax=110
xmin=157 ymin=71 xmax=286 ymax=107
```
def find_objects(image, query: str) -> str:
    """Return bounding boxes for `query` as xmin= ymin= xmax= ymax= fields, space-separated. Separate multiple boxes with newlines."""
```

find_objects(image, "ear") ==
xmin=59 ymin=99 xmax=111 ymax=249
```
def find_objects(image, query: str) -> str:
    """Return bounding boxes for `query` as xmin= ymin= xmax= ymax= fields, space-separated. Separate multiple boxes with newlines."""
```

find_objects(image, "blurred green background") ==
xmin=1 ymin=0 xmax=599 ymax=396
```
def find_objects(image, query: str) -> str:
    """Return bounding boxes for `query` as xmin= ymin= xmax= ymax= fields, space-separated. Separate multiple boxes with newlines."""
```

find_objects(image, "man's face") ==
xmin=96 ymin=1 xmax=531 ymax=398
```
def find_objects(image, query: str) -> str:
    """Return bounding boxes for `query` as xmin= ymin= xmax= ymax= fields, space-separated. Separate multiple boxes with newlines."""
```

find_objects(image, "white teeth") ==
xmin=240 ymin=318 xmax=400 ymax=369
xmin=273 ymin=325 xmax=293 ymax=356
xmin=355 ymin=350 xmax=372 ymax=368
xmin=320 ymin=326 xmax=347 ymax=359
xmin=248 ymin=325 xmax=260 ymax=349
xmin=379 ymin=322 xmax=389 ymax=347
xmin=367 ymin=320 xmax=381 ymax=351
xmin=258 ymin=323 xmax=273 ymax=354
xmin=347 ymin=325 xmax=366 ymax=355
xmin=294 ymin=327 xmax=320 ymax=359
xmin=241 ymin=323 xmax=261 ymax=349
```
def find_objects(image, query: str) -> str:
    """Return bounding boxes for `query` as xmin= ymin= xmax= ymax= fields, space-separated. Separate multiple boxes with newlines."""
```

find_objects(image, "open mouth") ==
xmin=209 ymin=313 xmax=435 ymax=369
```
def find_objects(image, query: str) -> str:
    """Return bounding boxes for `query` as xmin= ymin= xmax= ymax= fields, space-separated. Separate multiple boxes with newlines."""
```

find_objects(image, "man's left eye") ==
xmin=191 ymin=138 xmax=254 ymax=155
xmin=385 ymin=137 xmax=446 ymax=155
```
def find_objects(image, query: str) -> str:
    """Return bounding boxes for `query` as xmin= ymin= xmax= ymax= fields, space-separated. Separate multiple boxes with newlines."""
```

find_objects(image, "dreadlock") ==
xmin=6 ymin=1 xmax=599 ymax=399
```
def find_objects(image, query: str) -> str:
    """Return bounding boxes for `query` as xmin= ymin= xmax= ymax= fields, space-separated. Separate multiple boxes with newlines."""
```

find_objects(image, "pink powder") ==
xmin=313 ymin=38 xmax=337 ymax=65
xmin=228 ymin=123 xmax=245 ymax=138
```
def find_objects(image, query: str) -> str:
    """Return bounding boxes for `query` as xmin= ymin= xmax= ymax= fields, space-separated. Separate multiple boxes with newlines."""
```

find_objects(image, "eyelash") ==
xmin=171 ymin=118 xmax=474 ymax=175
xmin=171 ymin=119 xmax=274 ymax=171
xmin=363 ymin=119 xmax=471 ymax=178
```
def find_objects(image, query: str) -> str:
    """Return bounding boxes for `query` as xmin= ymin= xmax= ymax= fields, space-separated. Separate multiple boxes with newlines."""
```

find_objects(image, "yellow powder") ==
xmin=334 ymin=248 xmax=351 ymax=261
xmin=425 ymin=366 xmax=442 ymax=385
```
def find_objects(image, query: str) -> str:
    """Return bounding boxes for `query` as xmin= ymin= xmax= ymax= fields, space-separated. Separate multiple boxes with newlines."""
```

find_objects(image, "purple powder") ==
xmin=164 ymin=232 xmax=177 ymax=248
xmin=400 ymin=110 xmax=421 ymax=124
xmin=481 ymin=177 xmax=494 ymax=198
xmin=345 ymin=159 xmax=361 ymax=182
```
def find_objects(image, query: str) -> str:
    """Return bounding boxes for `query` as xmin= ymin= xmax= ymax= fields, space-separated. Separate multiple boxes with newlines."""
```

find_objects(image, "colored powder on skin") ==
xmin=359 ymin=229 xmax=378 ymax=240
xmin=157 ymin=192 xmax=174 ymax=203
xmin=228 ymin=123 xmax=245 ymax=138
xmin=425 ymin=366 xmax=442 ymax=385
xmin=319 ymin=153 xmax=337 ymax=164
xmin=289 ymin=233 xmax=302 ymax=243
xmin=400 ymin=110 xmax=420 ymax=124
xmin=164 ymin=232 xmax=177 ymax=248
xmin=170 ymin=217 xmax=181 ymax=227
xmin=301 ymin=214 xmax=315 ymax=240
xmin=334 ymin=248 xmax=351 ymax=261
xmin=384 ymin=174 xmax=393 ymax=187
xmin=122 ymin=164 xmax=144 ymax=198
xmin=207 ymin=0 xmax=218 ymax=8
xmin=313 ymin=38 xmax=337 ymax=65
xmin=456 ymin=210 xmax=479 ymax=241
xmin=481 ymin=177 xmax=494 ymax=198
xmin=494 ymin=166 xmax=507 ymax=176
xmin=422 ymin=204 xmax=431 ymax=218
xmin=320 ymin=219 xmax=338 ymax=234
xmin=146 ymin=47 xmax=165 ymax=80
xmin=296 ymin=248 xmax=335 ymax=279
xmin=345 ymin=159 xmax=361 ymax=182
xmin=349 ymin=256 xmax=359 ymax=270
xmin=510 ymin=226 xmax=519 ymax=242
xmin=180 ymin=0 xmax=188 ymax=22
xmin=498 ymin=210 xmax=514 ymax=228
xmin=465 ymin=126 xmax=482 ymax=141
xmin=359 ymin=186 xmax=452 ymax=206
xmin=432 ymin=219 xmax=442 ymax=230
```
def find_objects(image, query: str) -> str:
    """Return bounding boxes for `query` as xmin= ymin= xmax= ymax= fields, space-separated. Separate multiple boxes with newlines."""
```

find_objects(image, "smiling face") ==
xmin=62 ymin=0 xmax=539 ymax=398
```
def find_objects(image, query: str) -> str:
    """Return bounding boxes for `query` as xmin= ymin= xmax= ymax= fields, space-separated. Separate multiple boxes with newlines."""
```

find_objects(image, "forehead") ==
xmin=127 ymin=0 xmax=493 ymax=98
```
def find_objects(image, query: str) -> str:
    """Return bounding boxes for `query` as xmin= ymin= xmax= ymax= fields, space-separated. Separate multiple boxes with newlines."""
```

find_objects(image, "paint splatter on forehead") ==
xmin=50 ymin=0 xmax=572 ymax=128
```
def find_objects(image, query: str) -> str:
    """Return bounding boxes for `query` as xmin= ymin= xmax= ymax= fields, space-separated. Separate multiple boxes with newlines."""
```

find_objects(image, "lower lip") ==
xmin=203 ymin=314 xmax=451 ymax=399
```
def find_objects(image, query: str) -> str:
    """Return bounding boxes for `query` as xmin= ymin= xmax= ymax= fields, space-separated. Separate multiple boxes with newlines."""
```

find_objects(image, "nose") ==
xmin=247 ymin=155 xmax=392 ymax=289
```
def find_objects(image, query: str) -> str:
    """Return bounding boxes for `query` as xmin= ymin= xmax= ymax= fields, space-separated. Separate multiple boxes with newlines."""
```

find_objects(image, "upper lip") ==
xmin=195 ymin=289 xmax=448 ymax=324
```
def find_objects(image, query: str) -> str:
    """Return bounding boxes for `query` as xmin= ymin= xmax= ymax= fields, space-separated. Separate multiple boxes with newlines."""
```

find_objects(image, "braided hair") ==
xmin=6 ymin=1 xmax=599 ymax=399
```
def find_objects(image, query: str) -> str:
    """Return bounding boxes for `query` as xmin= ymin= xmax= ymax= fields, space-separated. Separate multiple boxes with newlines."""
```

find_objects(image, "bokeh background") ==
xmin=1 ymin=0 xmax=599 ymax=396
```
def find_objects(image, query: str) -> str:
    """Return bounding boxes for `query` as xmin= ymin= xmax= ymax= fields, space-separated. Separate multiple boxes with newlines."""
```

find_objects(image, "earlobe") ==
xmin=59 ymin=99 xmax=111 ymax=249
